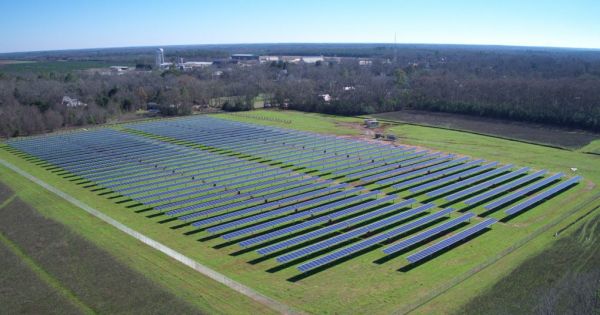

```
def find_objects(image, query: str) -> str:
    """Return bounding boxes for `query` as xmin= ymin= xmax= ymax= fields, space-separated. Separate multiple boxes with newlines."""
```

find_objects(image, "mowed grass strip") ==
xmin=0 ymin=195 xmax=203 ymax=315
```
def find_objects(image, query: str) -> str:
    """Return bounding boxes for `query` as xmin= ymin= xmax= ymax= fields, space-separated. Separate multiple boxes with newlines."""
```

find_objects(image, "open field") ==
xmin=0 ymin=193 xmax=201 ymax=314
xmin=371 ymin=110 xmax=600 ymax=150
xmin=1 ymin=109 xmax=598 ymax=314
xmin=215 ymin=110 xmax=363 ymax=135
xmin=581 ymin=139 xmax=600 ymax=155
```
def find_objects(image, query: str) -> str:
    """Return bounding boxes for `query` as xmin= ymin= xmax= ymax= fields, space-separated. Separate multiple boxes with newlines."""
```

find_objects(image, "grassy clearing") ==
xmin=0 ymin=167 xmax=276 ymax=315
xmin=581 ymin=139 xmax=600 ymax=155
xmin=0 ymin=110 xmax=598 ymax=314
xmin=214 ymin=109 xmax=363 ymax=135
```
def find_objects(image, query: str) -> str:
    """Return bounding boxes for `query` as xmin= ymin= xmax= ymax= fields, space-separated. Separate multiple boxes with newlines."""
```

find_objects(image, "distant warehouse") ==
xmin=231 ymin=54 xmax=259 ymax=61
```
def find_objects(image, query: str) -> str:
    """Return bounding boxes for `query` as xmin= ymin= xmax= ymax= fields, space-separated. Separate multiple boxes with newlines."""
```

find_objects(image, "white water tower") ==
xmin=155 ymin=48 xmax=165 ymax=68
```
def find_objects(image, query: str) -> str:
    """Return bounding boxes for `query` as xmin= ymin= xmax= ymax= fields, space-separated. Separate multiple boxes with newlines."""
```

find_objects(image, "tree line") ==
xmin=1 ymin=46 xmax=600 ymax=138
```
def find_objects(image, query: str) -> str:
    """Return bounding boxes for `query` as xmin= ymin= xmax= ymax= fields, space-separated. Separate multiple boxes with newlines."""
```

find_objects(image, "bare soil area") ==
xmin=372 ymin=110 xmax=600 ymax=149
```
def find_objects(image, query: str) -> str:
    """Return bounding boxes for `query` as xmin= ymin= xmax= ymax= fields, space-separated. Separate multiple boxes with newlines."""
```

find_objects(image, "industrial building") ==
xmin=231 ymin=54 xmax=259 ymax=61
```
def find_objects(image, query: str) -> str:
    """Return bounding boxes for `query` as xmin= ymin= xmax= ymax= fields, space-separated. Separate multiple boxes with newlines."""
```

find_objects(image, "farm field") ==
xmin=371 ymin=110 xmax=600 ymax=150
xmin=1 ymin=109 xmax=598 ymax=314
xmin=0 ymin=189 xmax=202 ymax=314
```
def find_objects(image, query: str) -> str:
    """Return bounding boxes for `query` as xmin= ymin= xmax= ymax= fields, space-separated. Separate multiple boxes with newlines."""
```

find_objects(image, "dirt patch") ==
xmin=0 ymin=198 xmax=203 ymax=314
xmin=0 ymin=241 xmax=83 ymax=315
xmin=372 ymin=110 xmax=600 ymax=149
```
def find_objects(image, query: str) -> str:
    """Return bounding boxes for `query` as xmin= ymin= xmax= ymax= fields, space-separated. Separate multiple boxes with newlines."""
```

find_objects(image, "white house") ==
xmin=62 ymin=96 xmax=87 ymax=108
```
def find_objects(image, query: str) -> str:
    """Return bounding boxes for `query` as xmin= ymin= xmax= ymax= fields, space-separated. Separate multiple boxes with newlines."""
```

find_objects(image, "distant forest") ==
xmin=1 ymin=44 xmax=600 ymax=137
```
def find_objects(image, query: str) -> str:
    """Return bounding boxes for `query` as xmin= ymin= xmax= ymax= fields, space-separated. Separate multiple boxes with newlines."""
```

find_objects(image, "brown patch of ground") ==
xmin=0 ymin=197 xmax=203 ymax=314
xmin=372 ymin=110 xmax=600 ymax=149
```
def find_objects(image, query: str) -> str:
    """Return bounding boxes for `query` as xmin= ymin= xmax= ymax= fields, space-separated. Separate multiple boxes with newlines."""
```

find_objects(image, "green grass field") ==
xmin=581 ymin=139 xmax=600 ymax=155
xmin=1 ymin=109 xmax=598 ymax=314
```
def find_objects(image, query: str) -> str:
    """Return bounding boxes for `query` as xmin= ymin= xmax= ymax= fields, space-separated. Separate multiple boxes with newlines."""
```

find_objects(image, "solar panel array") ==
xmin=6 ymin=114 xmax=583 ymax=275
xmin=406 ymin=218 xmax=497 ymax=263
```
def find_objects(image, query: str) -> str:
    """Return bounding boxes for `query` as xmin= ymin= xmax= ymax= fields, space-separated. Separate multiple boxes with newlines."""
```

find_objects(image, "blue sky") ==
xmin=1 ymin=0 xmax=599 ymax=53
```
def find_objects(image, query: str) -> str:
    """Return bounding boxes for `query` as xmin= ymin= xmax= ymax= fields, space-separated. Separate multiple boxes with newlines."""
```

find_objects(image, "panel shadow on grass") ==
xmin=500 ymin=183 xmax=579 ymax=223
xmin=373 ymin=221 xmax=469 ymax=265
xmin=398 ymin=227 xmax=493 ymax=272
xmin=285 ymin=245 xmax=384 ymax=282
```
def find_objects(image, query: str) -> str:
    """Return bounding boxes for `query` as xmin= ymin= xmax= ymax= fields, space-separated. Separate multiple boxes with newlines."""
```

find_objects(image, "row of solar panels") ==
xmin=8 ymin=128 xmax=334 ymax=215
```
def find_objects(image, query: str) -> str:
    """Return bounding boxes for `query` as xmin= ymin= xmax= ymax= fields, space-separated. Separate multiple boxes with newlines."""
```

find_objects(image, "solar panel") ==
xmin=382 ymin=212 xmax=475 ymax=255
xmin=238 ymin=192 xmax=389 ymax=247
xmin=256 ymin=198 xmax=416 ymax=255
xmin=444 ymin=167 xmax=530 ymax=202
xmin=278 ymin=203 xmax=437 ymax=264
xmin=504 ymin=176 xmax=581 ymax=216
xmin=199 ymin=189 xmax=378 ymax=230
xmin=375 ymin=157 xmax=469 ymax=186
xmin=409 ymin=161 xmax=498 ymax=193
xmin=484 ymin=172 xmax=564 ymax=211
xmin=218 ymin=187 xmax=361 ymax=239
xmin=360 ymin=154 xmax=456 ymax=183
xmin=406 ymin=218 xmax=497 ymax=263
xmin=464 ymin=169 xmax=547 ymax=205
xmin=295 ymin=207 xmax=456 ymax=272
xmin=391 ymin=159 xmax=483 ymax=191
xmin=425 ymin=164 xmax=513 ymax=198
xmin=339 ymin=150 xmax=431 ymax=177
xmin=181 ymin=183 xmax=345 ymax=221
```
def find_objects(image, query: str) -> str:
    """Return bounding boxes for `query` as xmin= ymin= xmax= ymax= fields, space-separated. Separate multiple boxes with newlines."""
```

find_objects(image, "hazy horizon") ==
xmin=1 ymin=0 xmax=600 ymax=54
xmin=3 ymin=41 xmax=600 ymax=56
